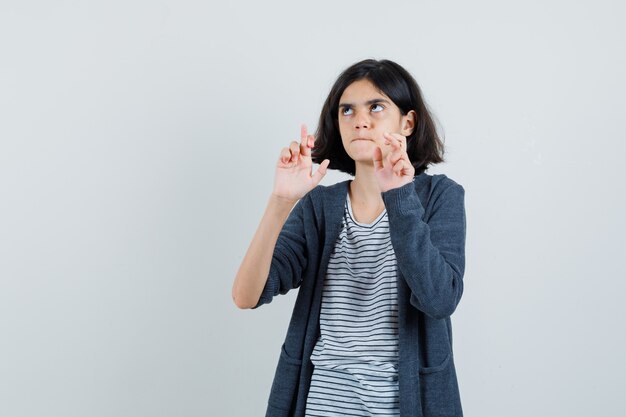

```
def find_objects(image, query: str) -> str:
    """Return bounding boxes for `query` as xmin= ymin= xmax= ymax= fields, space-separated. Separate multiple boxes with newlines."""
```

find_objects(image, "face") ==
xmin=337 ymin=78 xmax=415 ymax=165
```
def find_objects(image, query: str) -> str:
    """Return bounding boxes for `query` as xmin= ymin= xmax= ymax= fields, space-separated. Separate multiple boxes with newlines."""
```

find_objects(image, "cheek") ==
xmin=338 ymin=123 xmax=351 ymax=141
xmin=381 ymin=115 xmax=403 ymax=130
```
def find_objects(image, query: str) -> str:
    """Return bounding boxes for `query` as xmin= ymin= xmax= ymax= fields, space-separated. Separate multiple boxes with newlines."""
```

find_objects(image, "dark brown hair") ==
xmin=312 ymin=59 xmax=445 ymax=176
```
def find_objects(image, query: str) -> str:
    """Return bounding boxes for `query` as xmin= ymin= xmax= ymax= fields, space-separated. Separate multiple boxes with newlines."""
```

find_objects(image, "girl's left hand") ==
xmin=373 ymin=132 xmax=415 ymax=193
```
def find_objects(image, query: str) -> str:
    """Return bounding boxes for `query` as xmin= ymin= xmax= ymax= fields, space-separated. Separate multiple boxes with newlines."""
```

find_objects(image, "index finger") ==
xmin=384 ymin=132 xmax=407 ymax=150
xmin=300 ymin=124 xmax=312 ymax=157
xmin=301 ymin=124 xmax=308 ymax=142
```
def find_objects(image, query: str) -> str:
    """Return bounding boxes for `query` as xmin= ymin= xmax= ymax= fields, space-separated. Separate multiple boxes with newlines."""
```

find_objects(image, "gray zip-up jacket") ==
xmin=253 ymin=172 xmax=466 ymax=417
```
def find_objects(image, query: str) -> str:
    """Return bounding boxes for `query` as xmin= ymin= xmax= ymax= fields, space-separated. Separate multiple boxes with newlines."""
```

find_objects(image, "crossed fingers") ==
xmin=281 ymin=124 xmax=315 ymax=164
xmin=377 ymin=132 xmax=412 ymax=174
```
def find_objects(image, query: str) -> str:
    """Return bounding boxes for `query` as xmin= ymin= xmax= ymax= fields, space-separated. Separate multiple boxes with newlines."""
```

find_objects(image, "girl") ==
xmin=232 ymin=59 xmax=466 ymax=417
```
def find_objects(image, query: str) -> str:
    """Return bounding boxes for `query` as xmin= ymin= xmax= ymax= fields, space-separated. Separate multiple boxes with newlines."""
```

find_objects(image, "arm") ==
xmin=231 ymin=194 xmax=299 ymax=309
xmin=231 ymin=124 xmax=329 ymax=310
xmin=251 ymin=194 xmax=309 ymax=309
xmin=382 ymin=181 xmax=466 ymax=319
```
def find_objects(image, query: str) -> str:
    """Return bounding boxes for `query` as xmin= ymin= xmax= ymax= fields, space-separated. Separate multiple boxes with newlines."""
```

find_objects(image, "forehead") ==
xmin=339 ymin=78 xmax=390 ymax=102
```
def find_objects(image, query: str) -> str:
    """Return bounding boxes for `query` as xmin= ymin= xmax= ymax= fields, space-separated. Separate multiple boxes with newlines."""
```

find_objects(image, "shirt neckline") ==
xmin=346 ymin=193 xmax=387 ymax=228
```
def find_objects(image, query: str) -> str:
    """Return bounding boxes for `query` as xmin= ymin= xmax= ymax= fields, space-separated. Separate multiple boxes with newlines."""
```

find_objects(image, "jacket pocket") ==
xmin=419 ymin=352 xmax=460 ymax=416
xmin=267 ymin=343 xmax=302 ymax=413
xmin=419 ymin=351 xmax=451 ymax=374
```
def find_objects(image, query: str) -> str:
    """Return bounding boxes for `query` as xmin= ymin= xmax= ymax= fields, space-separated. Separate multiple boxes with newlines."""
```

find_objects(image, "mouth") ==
xmin=352 ymin=138 xmax=374 ymax=142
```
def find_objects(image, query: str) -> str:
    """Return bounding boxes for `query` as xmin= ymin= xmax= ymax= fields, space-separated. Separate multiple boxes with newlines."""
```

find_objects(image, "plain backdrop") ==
xmin=1 ymin=1 xmax=625 ymax=416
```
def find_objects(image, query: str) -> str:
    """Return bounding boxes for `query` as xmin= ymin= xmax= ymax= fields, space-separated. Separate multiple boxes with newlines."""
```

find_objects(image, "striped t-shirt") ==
xmin=304 ymin=193 xmax=400 ymax=417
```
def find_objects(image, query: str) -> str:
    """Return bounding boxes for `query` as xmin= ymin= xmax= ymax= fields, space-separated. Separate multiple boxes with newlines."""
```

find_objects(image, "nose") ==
xmin=354 ymin=110 xmax=370 ymax=130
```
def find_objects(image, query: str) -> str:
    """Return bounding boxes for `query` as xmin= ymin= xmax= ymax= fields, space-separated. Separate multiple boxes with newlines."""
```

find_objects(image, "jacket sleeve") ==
xmin=252 ymin=195 xmax=309 ymax=309
xmin=382 ymin=180 xmax=466 ymax=319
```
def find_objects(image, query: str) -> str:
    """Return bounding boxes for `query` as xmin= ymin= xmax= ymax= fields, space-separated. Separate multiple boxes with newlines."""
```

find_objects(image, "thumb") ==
xmin=311 ymin=159 xmax=330 ymax=185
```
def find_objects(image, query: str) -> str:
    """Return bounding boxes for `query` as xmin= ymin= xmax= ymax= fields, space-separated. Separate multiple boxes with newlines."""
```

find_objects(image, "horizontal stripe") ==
xmin=306 ymin=195 xmax=400 ymax=417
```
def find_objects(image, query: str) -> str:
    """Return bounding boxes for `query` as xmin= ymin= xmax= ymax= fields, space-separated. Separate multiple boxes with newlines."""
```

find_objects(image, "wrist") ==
xmin=380 ymin=177 xmax=414 ymax=193
xmin=269 ymin=193 xmax=299 ymax=207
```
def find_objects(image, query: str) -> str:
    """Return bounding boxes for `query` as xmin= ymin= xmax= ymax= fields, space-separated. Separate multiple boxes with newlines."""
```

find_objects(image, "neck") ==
xmin=349 ymin=163 xmax=383 ymax=206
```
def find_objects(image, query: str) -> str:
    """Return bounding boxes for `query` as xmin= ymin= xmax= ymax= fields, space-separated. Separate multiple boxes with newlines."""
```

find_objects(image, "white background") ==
xmin=1 ymin=1 xmax=625 ymax=416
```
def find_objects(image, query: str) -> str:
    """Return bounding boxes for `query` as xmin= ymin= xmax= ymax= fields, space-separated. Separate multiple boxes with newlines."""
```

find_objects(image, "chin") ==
xmin=351 ymin=156 xmax=376 ymax=165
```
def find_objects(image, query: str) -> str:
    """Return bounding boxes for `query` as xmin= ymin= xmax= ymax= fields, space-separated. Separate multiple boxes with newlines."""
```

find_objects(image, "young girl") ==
xmin=232 ymin=59 xmax=466 ymax=417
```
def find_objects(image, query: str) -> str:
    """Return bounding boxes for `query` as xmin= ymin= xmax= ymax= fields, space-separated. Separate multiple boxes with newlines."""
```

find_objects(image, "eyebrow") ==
xmin=338 ymin=98 xmax=391 ymax=108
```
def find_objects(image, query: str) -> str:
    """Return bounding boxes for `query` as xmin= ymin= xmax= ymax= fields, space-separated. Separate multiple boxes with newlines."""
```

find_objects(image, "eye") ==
xmin=341 ymin=107 xmax=353 ymax=116
xmin=371 ymin=103 xmax=384 ymax=113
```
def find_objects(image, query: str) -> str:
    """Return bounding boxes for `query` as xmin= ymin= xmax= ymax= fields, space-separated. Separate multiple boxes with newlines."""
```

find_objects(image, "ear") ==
xmin=400 ymin=110 xmax=416 ymax=136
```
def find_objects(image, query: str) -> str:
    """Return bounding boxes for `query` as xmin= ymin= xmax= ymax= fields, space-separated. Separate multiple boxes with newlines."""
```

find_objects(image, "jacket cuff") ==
xmin=381 ymin=180 xmax=424 ymax=217
xmin=252 ymin=268 xmax=279 ymax=309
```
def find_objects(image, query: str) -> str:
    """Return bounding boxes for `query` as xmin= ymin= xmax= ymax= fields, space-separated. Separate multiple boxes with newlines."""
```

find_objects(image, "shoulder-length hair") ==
xmin=312 ymin=59 xmax=445 ymax=176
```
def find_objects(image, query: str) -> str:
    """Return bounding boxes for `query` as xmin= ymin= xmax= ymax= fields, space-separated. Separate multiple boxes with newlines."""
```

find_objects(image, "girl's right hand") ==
xmin=272 ymin=124 xmax=330 ymax=203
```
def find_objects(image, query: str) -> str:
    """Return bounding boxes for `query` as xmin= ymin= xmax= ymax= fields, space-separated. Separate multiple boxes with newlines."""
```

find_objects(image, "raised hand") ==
xmin=373 ymin=132 xmax=415 ymax=193
xmin=272 ymin=124 xmax=331 ymax=202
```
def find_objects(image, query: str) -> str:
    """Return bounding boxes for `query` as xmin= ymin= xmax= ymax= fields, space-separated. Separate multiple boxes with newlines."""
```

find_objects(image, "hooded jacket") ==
xmin=253 ymin=172 xmax=466 ymax=417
